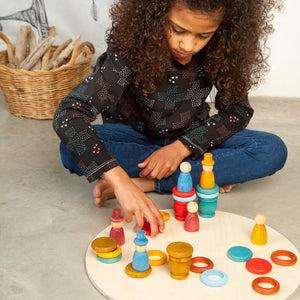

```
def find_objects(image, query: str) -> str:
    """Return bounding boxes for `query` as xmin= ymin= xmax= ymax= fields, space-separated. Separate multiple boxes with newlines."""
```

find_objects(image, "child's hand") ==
xmin=114 ymin=181 xmax=164 ymax=237
xmin=138 ymin=140 xmax=192 ymax=180
xmin=101 ymin=166 xmax=164 ymax=237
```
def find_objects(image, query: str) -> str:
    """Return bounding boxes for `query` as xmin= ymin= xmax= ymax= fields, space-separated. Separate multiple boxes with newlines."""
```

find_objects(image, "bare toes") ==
xmin=93 ymin=178 xmax=115 ymax=207
xmin=94 ymin=197 xmax=104 ymax=207
xmin=93 ymin=179 xmax=102 ymax=198
xmin=219 ymin=184 xmax=236 ymax=193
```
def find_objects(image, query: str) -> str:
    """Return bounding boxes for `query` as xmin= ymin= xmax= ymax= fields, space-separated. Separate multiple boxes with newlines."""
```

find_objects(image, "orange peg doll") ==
xmin=200 ymin=153 xmax=215 ymax=189
xmin=251 ymin=214 xmax=267 ymax=245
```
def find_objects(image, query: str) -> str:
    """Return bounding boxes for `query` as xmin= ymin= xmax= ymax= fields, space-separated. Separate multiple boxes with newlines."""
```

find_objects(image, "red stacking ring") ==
xmin=252 ymin=276 xmax=280 ymax=295
xmin=271 ymin=250 xmax=297 ymax=266
xmin=172 ymin=186 xmax=196 ymax=197
xmin=190 ymin=256 xmax=214 ymax=273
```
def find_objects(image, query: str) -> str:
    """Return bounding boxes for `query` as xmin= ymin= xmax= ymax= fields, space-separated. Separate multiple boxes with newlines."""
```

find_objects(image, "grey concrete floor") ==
xmin=0 ymin=93 xmax=299 ymax=299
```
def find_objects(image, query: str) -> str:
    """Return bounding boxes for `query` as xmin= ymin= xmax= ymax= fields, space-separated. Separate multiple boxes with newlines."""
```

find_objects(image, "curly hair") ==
xmin=106 ymin=0 xmax=281 ymax=105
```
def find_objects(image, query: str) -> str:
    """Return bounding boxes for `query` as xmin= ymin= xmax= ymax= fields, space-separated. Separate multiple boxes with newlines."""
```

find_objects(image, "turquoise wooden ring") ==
xmin=96 ymin=253 xmax=122 ymax=263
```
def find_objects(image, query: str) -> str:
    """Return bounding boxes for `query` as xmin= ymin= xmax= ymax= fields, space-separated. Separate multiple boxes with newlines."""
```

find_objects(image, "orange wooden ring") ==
xmin=252 ymin=276 xmax=280 ymax=295
xmin=147 ymin=250 xmax=167 ymax=266
xmin=160 ymin=211 xmax=170 ymax=222
xmin=271 ymin=250 xmax=297 ymax=266
xmin=190 ymin=256 xmax=214 ymax=273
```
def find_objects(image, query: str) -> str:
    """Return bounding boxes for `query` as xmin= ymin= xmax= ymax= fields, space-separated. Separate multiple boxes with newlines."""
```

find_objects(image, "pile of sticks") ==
xmin=5 ymin=25 xmax=83 ymax=71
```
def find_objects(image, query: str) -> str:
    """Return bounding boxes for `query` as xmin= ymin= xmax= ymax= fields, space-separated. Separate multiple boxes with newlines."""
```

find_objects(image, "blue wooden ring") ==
xmin=196 ymin=191 xmax=219 ymax=199
xmin=201 ymin=269 xmax=228 ymax=287
xmin=96 ymin=253 xmax=122 ymax=263
xmin=172 ymin=193 xmax=197 ymax=202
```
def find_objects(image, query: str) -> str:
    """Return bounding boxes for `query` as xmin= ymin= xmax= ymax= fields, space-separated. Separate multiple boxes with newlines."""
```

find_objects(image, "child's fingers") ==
xmin=146 ymin=202 xmax=165 ymax=237
xmin=124 ymin=211 xmax=133 ymax=224
xmin=137 ymin=156 xmax=150 ymax=168
xmin=137 ymin=161 xmax=146 ymax=168
xmin=139 ymin=162 xmax=156 ymax=177
xmin=133 ymin=210 xmax=144 ymax=231
xmin=154 ymin=209 xmax=165 ymax=234
xmin=145 ymin=213 xmax=159 ymax=237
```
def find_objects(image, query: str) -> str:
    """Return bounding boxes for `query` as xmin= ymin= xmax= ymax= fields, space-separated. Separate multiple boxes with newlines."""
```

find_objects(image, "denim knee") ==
xmin=261 ymin=133 xmax=288 ymax=175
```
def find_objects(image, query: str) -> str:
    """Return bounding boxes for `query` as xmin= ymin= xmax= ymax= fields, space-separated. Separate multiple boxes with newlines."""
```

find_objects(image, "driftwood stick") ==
xmin=19 ymin=36 xmax=55 ymax=70
xmin=14 ymin=25 xmax=31 ymax=67
xmin=43 ymin=38 xmax=72 ymax=70
xmin=28 ymin=28 xmax=41 ymax=70
xmin=47 ymin=33 xmax=81 ymax=70
xmin=41 ymin=26 xmax=56 ymax=69
xmin=7 ymin=44 xmax=16 ymax=67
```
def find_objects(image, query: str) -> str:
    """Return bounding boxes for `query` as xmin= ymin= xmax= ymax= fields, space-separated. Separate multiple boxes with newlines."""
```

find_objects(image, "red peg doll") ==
xmin=184 ymin=201 xmax=200 ymax=232
xmin=109 ymin=208 xmax=125 ymax=246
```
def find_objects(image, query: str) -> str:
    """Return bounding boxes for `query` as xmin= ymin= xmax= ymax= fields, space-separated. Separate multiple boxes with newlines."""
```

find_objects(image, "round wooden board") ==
xmin=85 ymin=210 xmax=300 ymax=300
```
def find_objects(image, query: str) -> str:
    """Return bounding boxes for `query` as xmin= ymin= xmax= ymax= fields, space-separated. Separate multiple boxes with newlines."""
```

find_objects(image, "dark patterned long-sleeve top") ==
xmin=53 ymin=50 xmax=254 ymax=183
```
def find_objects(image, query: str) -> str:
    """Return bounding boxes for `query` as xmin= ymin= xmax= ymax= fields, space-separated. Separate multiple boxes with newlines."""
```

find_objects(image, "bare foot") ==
xmin=93 ymin=178 xmax=115 ymax=207
xmin=219 ymin=184 xmax=236 ymax=193
xmin=93 ymin=177 xmax=156 ymax=207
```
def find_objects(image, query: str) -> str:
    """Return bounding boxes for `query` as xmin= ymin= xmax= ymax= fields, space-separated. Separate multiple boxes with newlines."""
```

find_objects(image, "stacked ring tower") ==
xmin=196 ymin=153 xmax=219 ymax=218
xmin=91 ymin=237 xmax=122 ymax=263
xmin=172 ymin=161 xmax=197 ymax=221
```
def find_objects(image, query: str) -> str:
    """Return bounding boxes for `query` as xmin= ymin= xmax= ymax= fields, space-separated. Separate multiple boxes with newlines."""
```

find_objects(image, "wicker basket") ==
xmin=0 ymin=32 xmax=95 ymax=119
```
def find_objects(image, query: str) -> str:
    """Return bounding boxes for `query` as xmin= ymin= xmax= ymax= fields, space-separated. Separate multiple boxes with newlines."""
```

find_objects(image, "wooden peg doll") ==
xmin=109 ymin=208 xmax=125 ymax=246
xmin=251 ymin=213 xmax=267 ymax=245
xmin=184 ymin=201 xmax=200 ymax=232
xmin=200 ymin=153 xmax=215 ymax=189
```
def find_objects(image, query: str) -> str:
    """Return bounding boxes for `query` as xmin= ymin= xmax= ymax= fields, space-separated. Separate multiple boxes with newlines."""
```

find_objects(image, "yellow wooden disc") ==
xmin=96 ymin=244 xmax=122 ymax=259
xmin=91 ymin=237 xmax=117 ymax=253
xmin=160 ymin=211 xmax=170 ymax=221
xmin=125 ymin=263 xmax=152 ymax=278
xmin=147 ymin=250 xmax=167 ymax=266
xmin=166 ymin=242 xmax=193 ymax=258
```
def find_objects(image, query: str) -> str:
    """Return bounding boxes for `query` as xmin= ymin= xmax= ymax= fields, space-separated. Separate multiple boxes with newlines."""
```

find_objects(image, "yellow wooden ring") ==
xmin=147 ymin=250 xmax=167 ymax=266
xmin=160 ymin=211 xmax=170 ymax=221
xmin=96 ymin=244 xmax=121 ymax=259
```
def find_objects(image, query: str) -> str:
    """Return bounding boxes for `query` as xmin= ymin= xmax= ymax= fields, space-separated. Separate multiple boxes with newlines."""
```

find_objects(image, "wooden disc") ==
xmin=166 ymin=241 xmax=193 ymax=258
xmin=125 ymin=263 xmax=152 ymax=278
xmin=91 ymin=237 xmax=117 ymax=253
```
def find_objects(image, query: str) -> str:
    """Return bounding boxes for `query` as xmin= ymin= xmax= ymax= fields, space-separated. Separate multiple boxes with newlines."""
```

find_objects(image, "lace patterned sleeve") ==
xmin=179 ymin=94 xmax=254 ymax=159
xmin=53 ymin=50 xmax=133 ymax=182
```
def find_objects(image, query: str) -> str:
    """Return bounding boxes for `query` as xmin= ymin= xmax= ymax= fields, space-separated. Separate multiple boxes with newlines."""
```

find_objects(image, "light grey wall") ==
xmin=0 ymin=0 xmax=299 ymax=97
xmin=249 ymin=0 xmax=300 ymax=98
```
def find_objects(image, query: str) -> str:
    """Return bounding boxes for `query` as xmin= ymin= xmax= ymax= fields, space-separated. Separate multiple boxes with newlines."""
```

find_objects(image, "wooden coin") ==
xmin=91 ymin=237 xmax=117 ymax=253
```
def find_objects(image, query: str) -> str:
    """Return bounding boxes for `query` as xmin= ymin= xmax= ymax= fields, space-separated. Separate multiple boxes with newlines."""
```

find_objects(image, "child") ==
xmin=53 ymin=0 xmax=287 ymax=237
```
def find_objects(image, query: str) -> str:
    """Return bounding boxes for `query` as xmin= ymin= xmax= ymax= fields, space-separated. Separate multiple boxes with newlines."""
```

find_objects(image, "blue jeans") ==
xmin=60 ymin=124 xmax=287 ymax=194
